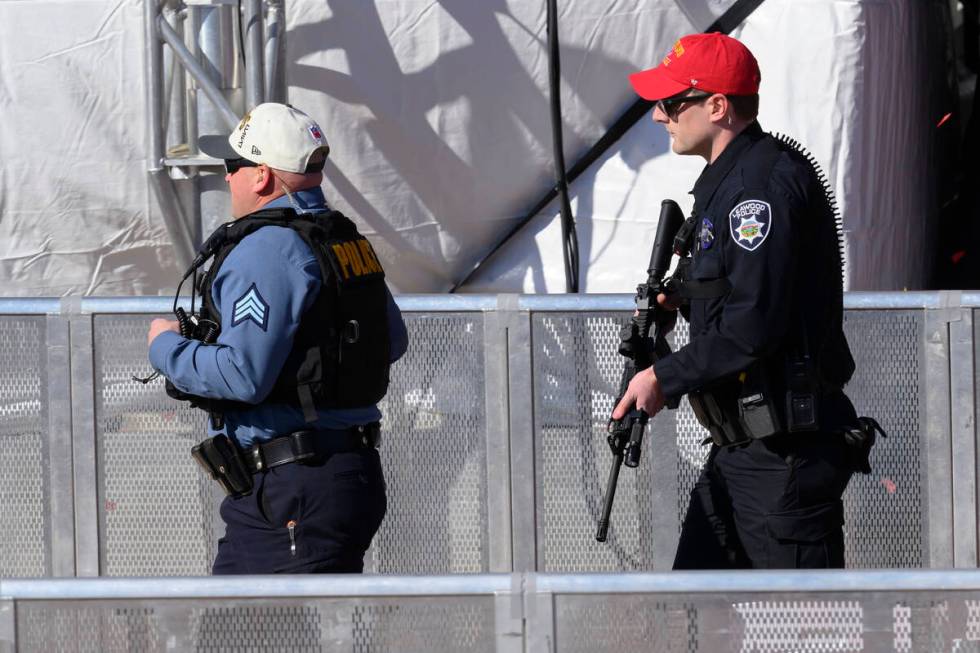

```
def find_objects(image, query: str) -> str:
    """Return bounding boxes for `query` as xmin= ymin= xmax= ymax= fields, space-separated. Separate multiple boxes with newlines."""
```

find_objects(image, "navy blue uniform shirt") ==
xmin=150 ymin=187 xmax=408 ymax=448
xmin=655 ymin=122 xmax=853 ymax=426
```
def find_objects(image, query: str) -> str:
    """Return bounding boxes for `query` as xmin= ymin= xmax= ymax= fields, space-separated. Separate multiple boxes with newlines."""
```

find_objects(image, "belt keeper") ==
xmin=289 ymin=430 xmax=316 ymax=460
xmin=251 ymin=446 xmax=264 ymax=471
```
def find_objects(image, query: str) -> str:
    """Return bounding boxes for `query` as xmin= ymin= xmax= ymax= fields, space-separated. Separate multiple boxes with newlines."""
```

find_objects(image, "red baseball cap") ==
xmin=629 ymin=33 xmax=761 ymax=101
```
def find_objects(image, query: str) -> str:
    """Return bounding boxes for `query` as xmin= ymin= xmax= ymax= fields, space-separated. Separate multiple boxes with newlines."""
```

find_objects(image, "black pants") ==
xmin=212 ymin=448 xmax=386 ymax=574
xmin=673 ymin=432 xmax=853 ymax=569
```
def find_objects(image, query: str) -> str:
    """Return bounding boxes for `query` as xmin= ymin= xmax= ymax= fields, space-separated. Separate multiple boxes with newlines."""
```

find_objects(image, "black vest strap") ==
xmin=677 ymin=278 xmax=732 ymax=300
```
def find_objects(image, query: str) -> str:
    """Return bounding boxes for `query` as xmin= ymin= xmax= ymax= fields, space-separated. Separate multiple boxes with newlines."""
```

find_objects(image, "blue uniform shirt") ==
xmin=150 ymin=187 xmax=409 ymax=448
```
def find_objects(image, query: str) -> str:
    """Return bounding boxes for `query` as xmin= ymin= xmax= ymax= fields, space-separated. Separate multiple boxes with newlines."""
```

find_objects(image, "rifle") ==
xmin=595 ymin=199 xmax=685 ymax=542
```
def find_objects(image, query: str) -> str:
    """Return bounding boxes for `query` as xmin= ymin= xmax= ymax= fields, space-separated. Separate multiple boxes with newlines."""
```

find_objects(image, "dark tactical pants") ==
xmin=212 ymin=448 xmax=386 ymax=574
xmin=673 ymin=432 xmax=853 ymax=569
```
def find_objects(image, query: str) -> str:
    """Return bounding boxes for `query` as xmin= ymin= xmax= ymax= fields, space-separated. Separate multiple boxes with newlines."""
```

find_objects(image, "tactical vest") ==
xmin=176 ymin=207 xmax=392 ymax=422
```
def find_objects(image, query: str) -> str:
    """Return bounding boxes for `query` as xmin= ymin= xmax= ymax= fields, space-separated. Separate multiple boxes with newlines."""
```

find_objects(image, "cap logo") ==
xmin=663 ymin=40 xmax=684 ymax=66
xmin=235 ymin=112 xmax=253 ymax=149
xmin=308 ymin=124 xmax=323 ymax=143
xmin=251 ymin=145 xmax=262 ymax=156
xmin=237 ymin=124 xmax=250 ymax=149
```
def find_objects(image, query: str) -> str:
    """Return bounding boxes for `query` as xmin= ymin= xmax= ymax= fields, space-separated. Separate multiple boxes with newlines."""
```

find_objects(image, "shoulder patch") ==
xmin=729 ymin=200 xmax=772 ymax=252
xmin=231 ymin=283 xmax=269 ymax=331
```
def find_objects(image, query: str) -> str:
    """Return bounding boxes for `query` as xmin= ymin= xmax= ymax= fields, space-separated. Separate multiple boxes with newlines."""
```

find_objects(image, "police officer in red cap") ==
xmin=612 ymin=33 xmax=869 ymax=569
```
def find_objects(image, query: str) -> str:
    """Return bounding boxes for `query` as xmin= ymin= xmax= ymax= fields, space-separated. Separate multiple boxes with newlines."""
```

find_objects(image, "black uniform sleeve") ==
xmin=655 ymin=164 xmax=805 ymax=401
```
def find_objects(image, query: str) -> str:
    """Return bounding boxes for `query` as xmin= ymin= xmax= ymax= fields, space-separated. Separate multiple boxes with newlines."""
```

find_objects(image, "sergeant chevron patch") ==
xmin=231 ymin=283 xmax=269 ymax=331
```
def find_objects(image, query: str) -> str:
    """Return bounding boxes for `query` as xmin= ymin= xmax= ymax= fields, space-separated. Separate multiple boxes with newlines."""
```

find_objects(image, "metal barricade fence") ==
xmin=0 ymin=292 xmax=976 ymax=578
xmin=6 ymin=570 xmax=980 ymax=651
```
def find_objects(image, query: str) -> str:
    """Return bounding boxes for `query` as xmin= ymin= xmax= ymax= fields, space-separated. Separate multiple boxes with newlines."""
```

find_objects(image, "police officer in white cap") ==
xmin=148 ymin=103 xmax=408 ymax=574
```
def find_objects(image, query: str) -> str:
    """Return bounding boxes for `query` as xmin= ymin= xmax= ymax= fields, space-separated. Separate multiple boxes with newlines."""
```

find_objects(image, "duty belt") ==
xmin=244 ymin=423 xmax=381 ymax=474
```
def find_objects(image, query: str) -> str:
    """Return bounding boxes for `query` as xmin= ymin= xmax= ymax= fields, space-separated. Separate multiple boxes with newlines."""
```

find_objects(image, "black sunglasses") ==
xmin=655 ymin=91 xmax=713 ymax=120
xmin=224 ymin=157 xmax=261 ymax=174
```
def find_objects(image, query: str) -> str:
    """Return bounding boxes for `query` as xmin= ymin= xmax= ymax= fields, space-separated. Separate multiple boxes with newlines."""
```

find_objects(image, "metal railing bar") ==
xmin=0 ymin=292 xmax=978 ymax=317
xmin=533 ymin=569 xmax=980 ymax=594
xmin=6 ymin=570 xmax=980 ymax=601
xmin=1 ymin=574 xmax=512 ymax=600
xmin=845 ymin=290 xmax=980 ymax=309
xmin=0 ymin=299 xmax=62 ymax=315
xmin=517 ymin=293 xmax=630 ymax=311
xmin=71 ymin=295 xmax=500 ymax=314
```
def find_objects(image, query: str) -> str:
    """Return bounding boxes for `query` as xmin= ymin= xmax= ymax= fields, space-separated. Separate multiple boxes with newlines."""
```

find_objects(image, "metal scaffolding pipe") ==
xmin=195 ymin=4 xmax=238 ymax=239
xmin=161 ymin=5 xmax=189 ymax=153
xmin=184 ymin=6 xmax=200 ymax=154
xmin=264 ymin=0 xmax=284 ymax=102
xmin=158 ymin=15 xmax=239 ymax=130
xmin=148 ymin=170 xmax=195 ymax=270
xmin=244 ymin=0 xmax=264 ymax=109
xmin=145 ymin=0 xmax=165 ymax=171
xmin=145 ymin=0 xmax=195 ymax=270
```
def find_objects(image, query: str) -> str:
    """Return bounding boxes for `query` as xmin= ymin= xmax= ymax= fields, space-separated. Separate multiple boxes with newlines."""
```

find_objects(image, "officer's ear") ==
xmin=706 ymin=94 xmax=729 ymax=124
xmin=252 ymin=164 xmax=275 ymax=193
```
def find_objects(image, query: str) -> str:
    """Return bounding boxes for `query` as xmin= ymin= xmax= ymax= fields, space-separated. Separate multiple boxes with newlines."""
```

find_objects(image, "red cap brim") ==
xmin=628 ymin=66 xmax=690 ymax=101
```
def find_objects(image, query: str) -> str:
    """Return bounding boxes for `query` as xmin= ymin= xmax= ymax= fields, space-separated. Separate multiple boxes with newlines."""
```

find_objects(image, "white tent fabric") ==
xmin=0 ymin=0 xmax=951 ymax=295
xmin=0 ymin=0 xmax=177 ymax=296
xmin=446 ymin=0 xmax=953 ymax=292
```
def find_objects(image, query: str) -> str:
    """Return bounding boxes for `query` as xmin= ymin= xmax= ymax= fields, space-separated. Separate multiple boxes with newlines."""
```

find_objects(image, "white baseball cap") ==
xmin=199 ymin=102 xmax=330 ymax=173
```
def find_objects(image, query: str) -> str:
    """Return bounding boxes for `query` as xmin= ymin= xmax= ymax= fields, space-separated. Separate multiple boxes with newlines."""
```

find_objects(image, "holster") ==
xmin=191 ymin=434 xmax=254 ymax=497
xmin=842 ymin=416 xmax=887 ymax=474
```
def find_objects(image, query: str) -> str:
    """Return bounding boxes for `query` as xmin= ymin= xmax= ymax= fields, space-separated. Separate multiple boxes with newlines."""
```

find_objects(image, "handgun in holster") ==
xmin=191 ymin=434 xmax=253 ymax=497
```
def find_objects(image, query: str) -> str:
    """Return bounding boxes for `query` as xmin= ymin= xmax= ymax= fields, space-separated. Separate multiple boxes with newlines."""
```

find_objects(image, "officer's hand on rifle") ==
xmin=148 ymin=318 xmax=180 ymax=347
xmin=656 ymin=292 xmax=682 ymax=335
xmin=611 ymin=366 xmax=666 ymax=420
xmin=657 ymin=292 xmax=682 ymax=311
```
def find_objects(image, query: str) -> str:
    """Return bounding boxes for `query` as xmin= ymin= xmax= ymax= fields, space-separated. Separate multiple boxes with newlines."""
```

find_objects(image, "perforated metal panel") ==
xmin=554 ymin=595 xmax=698 ymax=652
xmin=15 ymin=597 xmax=496 ymax=652
xmin=732 ymin=600 xmax=864 ymax=651
xmin=371 ymin=313 xmax=489 ymax=573
xmin=554 ymin=592 xmax=980 ymax=652
xmin=670 ymin=310 xmax=927 ymax=569
xmin=532 ymin=308 xmax=929 ymax=572
xmin=348 ymin=599 xmax=495 ymax=652
xmin=531 ymin=313 xmax=700 ymax=571
xmin=191 ymin=604 xmax=322 ymax=651
xmin=0 ymin=316 xmax=51 ymax=577
xmin=93 ymin=316 xmax=216 ymax=576
xmin=18 ymin=604 xmax=160 ymax=652
xmin=669 ymin=321 xmax=711 ymax=535
xmin=91 ymin=312 xmax=489 ymax=577
xmin=841 ymin=310 xmax=924 ymax=568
